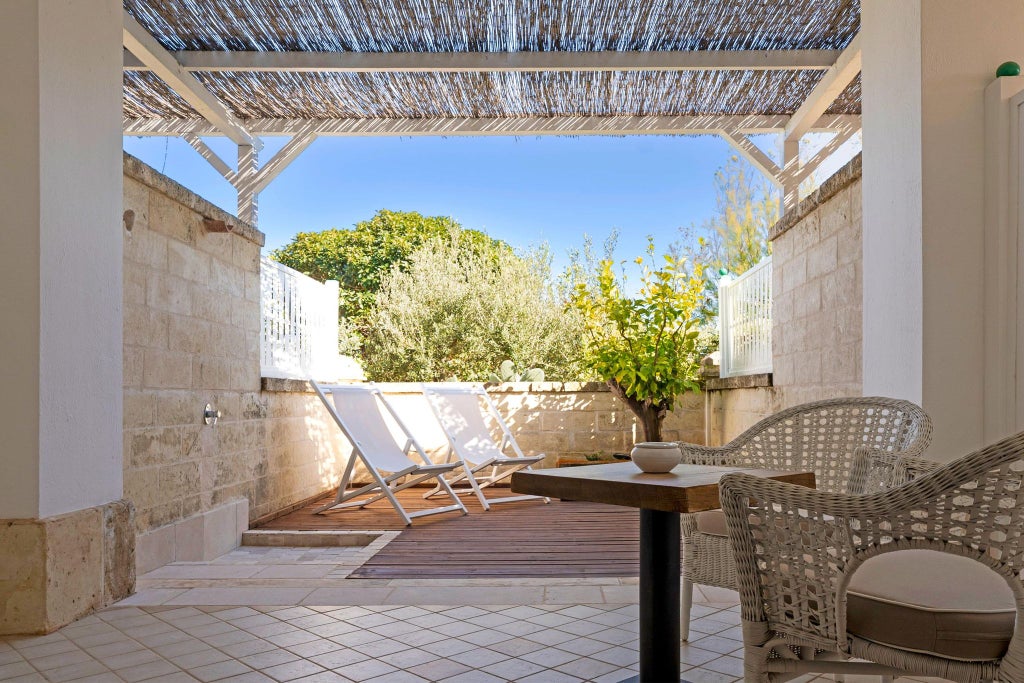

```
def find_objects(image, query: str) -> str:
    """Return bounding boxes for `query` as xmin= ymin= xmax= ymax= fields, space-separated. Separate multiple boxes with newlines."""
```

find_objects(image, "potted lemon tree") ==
xmin=569 ymin=239 xmax=707 ymax=442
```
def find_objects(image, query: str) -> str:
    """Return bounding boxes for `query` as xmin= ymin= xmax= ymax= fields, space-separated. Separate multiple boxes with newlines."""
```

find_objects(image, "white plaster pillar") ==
xmin=0 ymin=0 xmax=124 ymax=517
xmin=862 ymin=0 xmax=1024 ymax=460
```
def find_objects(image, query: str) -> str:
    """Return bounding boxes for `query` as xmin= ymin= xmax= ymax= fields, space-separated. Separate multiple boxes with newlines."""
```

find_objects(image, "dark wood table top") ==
xmin=512 ymin=462 xmax=816 ymax=513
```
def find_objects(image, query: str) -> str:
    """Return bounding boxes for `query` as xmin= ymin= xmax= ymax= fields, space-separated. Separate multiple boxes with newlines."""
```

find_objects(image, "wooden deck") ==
xmin=257 ymin=488 xmax=645 ymax=578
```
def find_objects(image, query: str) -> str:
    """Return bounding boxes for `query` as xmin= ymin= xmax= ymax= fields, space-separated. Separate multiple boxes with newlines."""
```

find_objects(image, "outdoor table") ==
xmin=511 ymin=462 xmax=815 ymax=683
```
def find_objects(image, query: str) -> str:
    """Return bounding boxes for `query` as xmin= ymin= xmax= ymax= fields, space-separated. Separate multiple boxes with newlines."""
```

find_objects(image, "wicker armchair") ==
xmin=678 ymin=397 xmax=932 ymax=640
xmin=720 ymin=432 xmax=1024 ymax=683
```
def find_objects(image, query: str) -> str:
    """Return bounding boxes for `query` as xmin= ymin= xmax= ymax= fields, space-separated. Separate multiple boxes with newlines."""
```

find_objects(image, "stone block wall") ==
xmin=121 ymin=156 xmax=707 ymax=571
xmin=769 ymin=154 xmax=863 ymax=405
xmin=487 ymin=383 xmax=704 ymax=467
xmin=259 ymin=381 xmax=705 ymax=500
xmin=706 ymin=156 xmax=864 ymax=446
xmin=122 ymin=154 xmax=270 ymax=568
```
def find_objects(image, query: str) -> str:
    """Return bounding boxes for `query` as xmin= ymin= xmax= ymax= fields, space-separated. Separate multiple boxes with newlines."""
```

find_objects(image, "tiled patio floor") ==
xmin=2 ymin=544 xmax=958 ymax=683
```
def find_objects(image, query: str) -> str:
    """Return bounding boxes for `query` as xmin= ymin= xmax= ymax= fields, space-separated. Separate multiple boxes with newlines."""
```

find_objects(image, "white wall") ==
xmin=861 ymin=1 xmax=923 ymax=407
xmin=0 ymin=0 xmax=44 ymax=518
xmin=862 ymin=0 xmax=1024 ymax=460
xmin=0 ymin=0 xmax=124 ymax=518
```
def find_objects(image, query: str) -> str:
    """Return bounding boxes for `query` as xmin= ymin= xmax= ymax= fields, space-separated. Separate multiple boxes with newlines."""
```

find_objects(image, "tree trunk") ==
xmin=606 ymin=380 xmax=669 ymax=442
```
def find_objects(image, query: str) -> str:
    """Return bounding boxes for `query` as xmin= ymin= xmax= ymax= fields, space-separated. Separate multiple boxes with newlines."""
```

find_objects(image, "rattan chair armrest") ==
xmin=678 ymin=442 xmax=745 ymax=467
xmin=847 ymin=445 xmax=941 ymax=494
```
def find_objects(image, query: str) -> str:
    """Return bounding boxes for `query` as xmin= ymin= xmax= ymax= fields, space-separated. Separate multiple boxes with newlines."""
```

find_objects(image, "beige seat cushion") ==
xmin=846 ymin=549 xmax=1016 ymax=661
xmin=694 ymin=510 xmax=728 ymax=536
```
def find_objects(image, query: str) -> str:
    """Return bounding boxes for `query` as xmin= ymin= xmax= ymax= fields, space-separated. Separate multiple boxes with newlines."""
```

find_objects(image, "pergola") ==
xmin=121 ymin=0 xmax=863 ymax=226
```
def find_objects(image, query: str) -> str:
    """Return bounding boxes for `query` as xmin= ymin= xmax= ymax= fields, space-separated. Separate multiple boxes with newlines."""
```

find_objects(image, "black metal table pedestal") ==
xmin=636 ymin=508 xmax=682 ymax=683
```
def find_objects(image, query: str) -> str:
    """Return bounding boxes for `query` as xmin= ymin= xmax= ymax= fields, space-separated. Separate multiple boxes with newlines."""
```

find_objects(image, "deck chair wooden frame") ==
xmin=311 ymin=381 xmax=467 ymax=526
xmin=421 ymin=383 xmax=549 ymax=511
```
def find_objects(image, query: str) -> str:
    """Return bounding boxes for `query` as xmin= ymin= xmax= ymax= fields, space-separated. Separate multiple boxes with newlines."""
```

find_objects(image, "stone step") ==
xmin=241 ymin=529 xmax=381 ymax=547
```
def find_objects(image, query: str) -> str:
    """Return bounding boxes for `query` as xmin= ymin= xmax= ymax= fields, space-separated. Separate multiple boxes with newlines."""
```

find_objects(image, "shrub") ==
xmin=362 ymin=239 xmax=585 ymax=382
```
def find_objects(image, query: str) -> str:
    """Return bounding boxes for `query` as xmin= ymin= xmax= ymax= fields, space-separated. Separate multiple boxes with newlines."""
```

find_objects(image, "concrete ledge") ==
xmin=242 ymin=530 xmax=381 ymax=547
xmin=706 ymin=373 xmax=773 ymax=391
xmin=123 ymin=152 xmax=265 ymax=247
xmin=769 ymin=153 xmax=862 ymax=241
xmin=135 ymin=498 xmax=248 ymax=574
xmin=261 ymin=377 xmax=613 ymax=394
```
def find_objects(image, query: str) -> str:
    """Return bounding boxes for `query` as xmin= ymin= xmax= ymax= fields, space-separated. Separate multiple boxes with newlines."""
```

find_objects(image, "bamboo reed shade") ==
xmin=122 ymin=0 xmax=860 ymax=122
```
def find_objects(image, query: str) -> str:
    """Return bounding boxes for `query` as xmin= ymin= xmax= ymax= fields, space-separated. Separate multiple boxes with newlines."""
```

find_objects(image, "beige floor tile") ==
xmin=260 ymin=658 xmax=326 ymax=681
xmin=117 ymin=658 xmax=183 ymax=682
xmin=300 ymin=587 xmax=395 ymax=605
xmin=382 ymin=585 xmax=546 ymax=605
xmin=165 ymin=588 xmax=315 ymax=606
xmin=190 ymin=658 xmax=255 ymax=682
xmin=542 ymin=585 xmax=607 ymax=603
xmin=39 ymin=659 xmax=111 ymax=682
xmin=600 ymin=584 xmax=639 ymax=603
xmin=252 ymin=565 xmax=334 ymax=579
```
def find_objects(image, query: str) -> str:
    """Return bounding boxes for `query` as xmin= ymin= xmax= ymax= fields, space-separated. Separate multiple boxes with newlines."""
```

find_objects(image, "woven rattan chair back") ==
xmin=721 ymin=430 xmax=1024 ymax=682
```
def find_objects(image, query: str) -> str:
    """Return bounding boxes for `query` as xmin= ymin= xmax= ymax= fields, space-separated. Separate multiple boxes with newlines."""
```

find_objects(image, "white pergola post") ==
xmin=0 ymin=0 xmax=128 ymax=632
xmin=861 ymin=0 xmax=1024 ymax=460
xmin=237 ymin=143 xmax=259 ymax=226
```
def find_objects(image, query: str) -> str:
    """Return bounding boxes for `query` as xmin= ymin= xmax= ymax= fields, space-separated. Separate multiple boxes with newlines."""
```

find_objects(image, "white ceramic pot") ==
xmin=630 ymin=441 xmax=682 ymax=473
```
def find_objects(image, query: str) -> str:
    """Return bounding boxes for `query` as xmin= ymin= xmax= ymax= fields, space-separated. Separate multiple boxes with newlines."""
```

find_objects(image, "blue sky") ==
xmin=122 ymin=133 xmax=771 ymax=273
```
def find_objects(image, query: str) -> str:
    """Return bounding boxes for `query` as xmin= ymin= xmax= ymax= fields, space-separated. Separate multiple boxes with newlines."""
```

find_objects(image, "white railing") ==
xmin=260 ymin=256 xmax=341 ymax=380
xmin=718 ymin=257 xmax=772 ymax=378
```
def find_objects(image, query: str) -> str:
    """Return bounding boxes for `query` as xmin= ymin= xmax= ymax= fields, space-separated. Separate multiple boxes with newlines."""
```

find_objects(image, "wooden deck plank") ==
xmin=257 ymin=488 xmax=648 ymax=578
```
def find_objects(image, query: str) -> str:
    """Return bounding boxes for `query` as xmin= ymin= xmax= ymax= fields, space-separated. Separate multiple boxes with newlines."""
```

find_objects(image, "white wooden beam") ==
xmin=249 ymin=128 xmax=320 ymax=195
xmin=786 ymin=126 xmax=859 ymax=187
xmin=784 ymin=33 xmax=861 ymax=146
xmin=124 ymin=114 xmax=860 ymax=138
xmin=182 ymin=134 xmax=236 ymax=183
xmin=719 ymin=131 xmax=782 ymax=186
xmin=123 ymin=10 xmax=258 ymax=148
xmin=123 ymin=48 xmax=841 ymax=74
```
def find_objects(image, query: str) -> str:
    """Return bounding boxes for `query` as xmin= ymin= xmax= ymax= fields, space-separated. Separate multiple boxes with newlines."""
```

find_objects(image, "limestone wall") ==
xmin=121 ymin=155 xmax=706 ymax=571
xmin=260 ymin=382 xmax=705 ymax=496
xmin=770 ymin=155 xmax=863 ymax=405
xmin=706 ymin=156 xmax=864 ymax=446
xmin=122 ymin=154 xmax=269 ymax=568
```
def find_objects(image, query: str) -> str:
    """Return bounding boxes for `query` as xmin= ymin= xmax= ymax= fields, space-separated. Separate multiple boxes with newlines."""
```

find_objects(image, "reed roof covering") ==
xmin=122 ymin=0 xmax=861 ymax=122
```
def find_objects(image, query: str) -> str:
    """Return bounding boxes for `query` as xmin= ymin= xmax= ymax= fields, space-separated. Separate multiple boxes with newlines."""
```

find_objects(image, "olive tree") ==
xmin=362 ymin=238 xmax=585 ymax=382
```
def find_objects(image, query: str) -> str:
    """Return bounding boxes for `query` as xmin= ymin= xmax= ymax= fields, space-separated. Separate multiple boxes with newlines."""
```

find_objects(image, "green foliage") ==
xmin=702 ymin=156 xmax=778 ymax=278
xmin=270 ymin=209 xmax=508 ymax=323
xmin=362 ymin=238 xmax=585 ymax=382
xmin=488 ymin=360 xmax=546 ymax=383
xmin=569 ymin=239 xmax=708 ymax=440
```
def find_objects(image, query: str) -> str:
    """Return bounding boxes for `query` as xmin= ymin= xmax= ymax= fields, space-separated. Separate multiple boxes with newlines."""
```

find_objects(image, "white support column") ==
xmin=1 ymin=0 xmax=124 ymax=519
xmin=861 ymin=0 xmax=1024 ymax=460
xmin=780 ymin=138 xmax=801 ymax=212
xmin=0 ymin=0 xmax=129 ymax=633
xmin=236 ymin=144 xmax=259 ymax=227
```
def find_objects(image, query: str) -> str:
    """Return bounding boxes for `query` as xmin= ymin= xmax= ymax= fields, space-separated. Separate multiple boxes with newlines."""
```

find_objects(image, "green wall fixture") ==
xmin=997 ymin=61 xmax=1021 ymax=77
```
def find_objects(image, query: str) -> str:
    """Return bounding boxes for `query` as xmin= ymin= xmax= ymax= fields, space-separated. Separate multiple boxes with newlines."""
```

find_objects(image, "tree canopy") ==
xmin=270 ymin=209 xmax=508 ymax=323
xmin=701 ymin=156 xmax=778 ymax=277
xmin=568 ymin=239 xmax=708 ymax=441
xmin=362 ymin=238 xmax=585 ymax=382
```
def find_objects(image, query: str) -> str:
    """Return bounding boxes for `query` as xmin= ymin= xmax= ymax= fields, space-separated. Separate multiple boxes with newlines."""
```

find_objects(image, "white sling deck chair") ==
xmin=422 ymin=384 xmax=549 ymax=511
xmin=311 ymin=381 xmax=467 ymax=526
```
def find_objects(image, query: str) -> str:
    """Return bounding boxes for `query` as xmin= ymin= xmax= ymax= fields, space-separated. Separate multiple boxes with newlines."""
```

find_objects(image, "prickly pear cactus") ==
xmin=488 ymin=360 xmax=544 ymax=383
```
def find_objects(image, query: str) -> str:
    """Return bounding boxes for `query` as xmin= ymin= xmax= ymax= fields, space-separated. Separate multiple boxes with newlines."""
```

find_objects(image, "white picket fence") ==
xmin=718 ymin=257 xmax=773 ymax=378
xmin=260 ymin=256 xmax=342 ymax=380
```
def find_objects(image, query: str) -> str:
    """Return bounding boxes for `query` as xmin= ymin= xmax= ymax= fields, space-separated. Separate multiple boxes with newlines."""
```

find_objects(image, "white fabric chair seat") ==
xmin=846 ymin=549 xmax=1015 ymax=661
